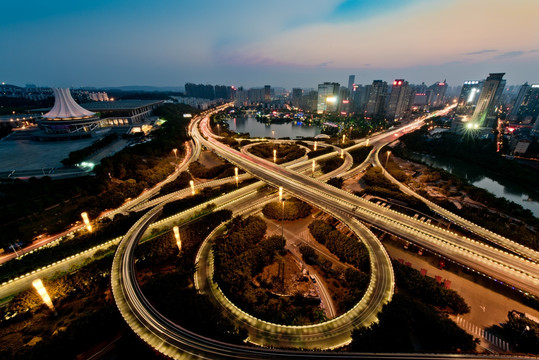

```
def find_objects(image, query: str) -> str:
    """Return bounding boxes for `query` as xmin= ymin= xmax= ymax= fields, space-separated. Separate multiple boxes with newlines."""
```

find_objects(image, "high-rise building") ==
xmin=291 ymin=88 xmax=303 ymax=108
xmin=317 ymin=82 xmax=340 ymax=113
xmin=517 ymin=84 xmax=539 ymax=123
xmin=386 ymin=79 xmax=410 ymax=120
xmin=471 ymin=73 xmax=505 ymax=127
xmin=351 ymin=84 xmax=369 ymax=113
xmin=348 ymin=75 xmax=355 ymax=96
xmin=456 ymin=80 xmax=482 ymax=115
xmin=264 ymin=85 xmax=271 ymax=102
xmin=427 ymin=81 xmax=448 ymax=108
xmin=364 ymin=80 xmax=387 ymax=117
xmin=509 ymin=83 xmax=529 ymax=120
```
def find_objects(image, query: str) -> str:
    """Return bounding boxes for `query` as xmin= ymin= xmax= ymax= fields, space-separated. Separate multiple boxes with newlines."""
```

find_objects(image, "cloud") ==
xmin=494 ymin=51 xmax=525 ymax=59
xmin=464 ymin=49 xmax=497 ymax=55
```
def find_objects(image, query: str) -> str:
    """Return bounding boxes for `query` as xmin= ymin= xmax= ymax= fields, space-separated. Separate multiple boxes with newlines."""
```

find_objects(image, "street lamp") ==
xmin=81 ymin=212 xmax=92 ymax=232
xmin=32 ymin=279 xmax=56 ymax=313
xmin=312 ymin=160 xmax=315 ymax=177
xmin=235 ymin=167 xmax=239 ymax=188
xmin=273 ymin=149 xmax=277 ymax=163
xmin=341 ymin=149 xmax=344 ymax=159
xmin=384 ymin=150 xmax=391 ymax=174
xmin=217 ymin=123 xmax=221 ymax=136
xmin=314 ymin=141 xmax=317 ymax=151
xmin=281 ymin=199 xmax=286 ymax=242
xmin=172 ymin=148 xmax=178 ymax=161
xmin=342 ymin=134 xmax=346 ymax=144
xmin=272 ymin=130 xmax=275 ymax=139
xmin=278 ymin=186 xmax=283 ymax=201
xmin=173 ymin=226 xmax=181 ymax=252
xmin=189 ymin=180 xmax=195 ymax=195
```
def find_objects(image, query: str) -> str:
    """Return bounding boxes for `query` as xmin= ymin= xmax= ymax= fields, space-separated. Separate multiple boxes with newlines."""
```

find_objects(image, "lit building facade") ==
xmin=471 ymin=73 xmax=505 ymax=127
xmin=456 ymin=80 xmax=482 ymax=115
xmin=386 ymin=79 xmax=411 ymax=120
xmin=364 ymin=80 xmax=387 ymax=118
xmin=317 ymin=82 xmax=340 ymax=113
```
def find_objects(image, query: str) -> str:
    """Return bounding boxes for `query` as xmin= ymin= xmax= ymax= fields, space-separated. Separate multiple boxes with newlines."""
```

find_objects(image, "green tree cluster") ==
xmin=188 ymin=161 xmax=235 ymax=179
xmin=348 ymin=145 xmax=373 ymax=165
xmin=397 ymin=126 xmax=539 ymax=189
xmin=308 ymin=220 xmax=370 ymax=273
xmin=500 ymin=311 xmax=539 ymax=353
xmin=326 ymin=177 xmax=344 ymax=188
xmin=262 ymin=198 xmax=312 ymax=220
xmin=318 ymin=156 xmax=344 ymax=174
xmin=351 ymin=294 xmax=477 ymax=353
xmin=393 ymin=261 xmax=470 ymax=314
xmin=158 ymin=171 xmax=193 ymax=196
xmin=249 ymin=142 xmax=306 ymax=164
xmin=362 ymin=166 xmax=400 ymax=191
xmin=307 ymin=146 xmax=333 ymax=159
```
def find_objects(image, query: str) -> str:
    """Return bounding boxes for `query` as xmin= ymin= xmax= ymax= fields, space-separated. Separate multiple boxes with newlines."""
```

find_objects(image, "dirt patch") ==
xmin=256 ymin=252 xmax=316 ymax=297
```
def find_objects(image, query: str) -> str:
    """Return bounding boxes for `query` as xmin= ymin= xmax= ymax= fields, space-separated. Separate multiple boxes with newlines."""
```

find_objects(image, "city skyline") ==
xmin=2 ymin=0 xmax=539 ymax=88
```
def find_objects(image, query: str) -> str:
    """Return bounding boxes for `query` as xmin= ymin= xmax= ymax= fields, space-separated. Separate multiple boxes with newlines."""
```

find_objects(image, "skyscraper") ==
xmin=428 ymin=81 xmax=448 ymax=108
xmin=516 ymin=84 xmax=539 ymax=123
xmin=364 ymin=80 xmax=387 ymax=118
xmin=264 ymin=85 xmax=271 ymax=102
xmin=317 ymin=82 xmax=340 ymax=113
xmin=348 ymin=75 xmax=355 ymax=96
xmin=509 ymin=83 xmax=529 ymax=120
xmin=456 ymin=80 xmax=482 ymax=115
xmin=291 ymin=88 xmax=303 ymax=108
xmin=386 ymin=79 xmax=410 ymax=120
xmin=471 ymin=73 xmax=505 ymax=127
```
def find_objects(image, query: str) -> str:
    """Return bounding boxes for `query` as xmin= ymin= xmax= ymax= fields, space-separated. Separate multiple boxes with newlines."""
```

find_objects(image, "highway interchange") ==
xmin=109 ymin=105 xmax=539 ymax=359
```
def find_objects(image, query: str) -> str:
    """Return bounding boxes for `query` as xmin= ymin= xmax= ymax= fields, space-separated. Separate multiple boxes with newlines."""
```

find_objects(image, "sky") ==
xmin=2 ymin=0 xmax=539 ymax=89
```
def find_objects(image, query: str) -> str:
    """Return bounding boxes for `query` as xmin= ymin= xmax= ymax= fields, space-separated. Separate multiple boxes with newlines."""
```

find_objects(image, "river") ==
xmin=226 ymin=114 xmax=321 ymax=139
xmin=408 ymin=153 xmax=539 ymax=216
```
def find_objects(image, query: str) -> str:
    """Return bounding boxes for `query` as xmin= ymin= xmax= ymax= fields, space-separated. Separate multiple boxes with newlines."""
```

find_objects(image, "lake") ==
xmin=226 ymin=114 xmax=321 ymax=139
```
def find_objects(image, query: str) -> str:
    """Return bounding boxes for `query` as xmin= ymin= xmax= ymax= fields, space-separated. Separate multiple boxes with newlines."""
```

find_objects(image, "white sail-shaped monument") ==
xmin=37 ymin=88 xmax=102 ymax=140
xmin=43 ymin=88 xmax=96 ymax=120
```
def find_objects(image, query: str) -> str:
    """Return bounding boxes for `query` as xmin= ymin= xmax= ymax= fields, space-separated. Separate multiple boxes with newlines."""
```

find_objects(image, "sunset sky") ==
xmin=2 ymin=0 xmax=538 ymax=88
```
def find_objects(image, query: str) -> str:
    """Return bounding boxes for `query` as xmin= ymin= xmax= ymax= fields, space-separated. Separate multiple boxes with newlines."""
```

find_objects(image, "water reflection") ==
xmin=226 ymin=115 xmax=321 ymax=139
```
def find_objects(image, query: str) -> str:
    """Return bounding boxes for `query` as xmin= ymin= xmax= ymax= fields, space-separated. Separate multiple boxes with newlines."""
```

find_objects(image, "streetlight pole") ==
xmin=281 ymin=199 xmax=286 ymax=247
xmin=172 ymin=148 xmax=178 ymax=163
xmin=235 ymin=167 xmax=239 ymax=188
xmin=273 ymin=149 xmax=277 ymax=163
xmin=173 ymin=226 xmax=182 ymax=253
xmin=384 ymin=150 xmax=391 ymax=174
xmin=9 ymin=244 xmax=19 ymax=257
xmin=312 ymin=160 xmax=315 ymax=177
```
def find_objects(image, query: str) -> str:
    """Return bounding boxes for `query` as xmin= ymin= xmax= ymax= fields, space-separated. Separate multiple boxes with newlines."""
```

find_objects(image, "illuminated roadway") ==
xmin=194 ymin=115 xmax=539 ymax=298
xmin=111 ymin=187 xmax=533 ymax=359
xmin=111 ymin=107 xmax=538 ymax=359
